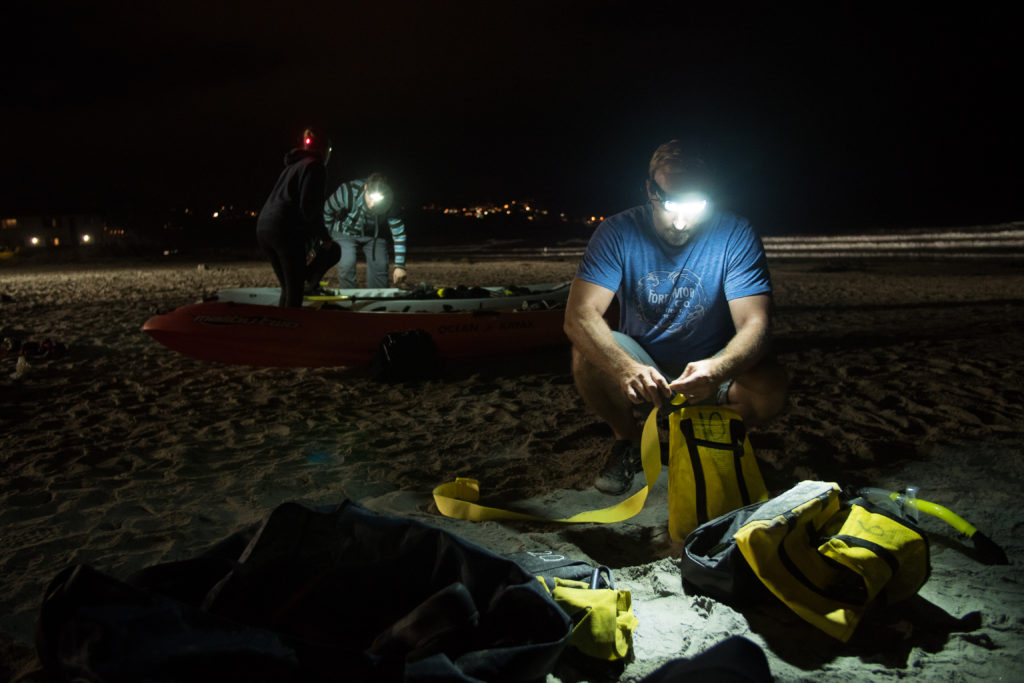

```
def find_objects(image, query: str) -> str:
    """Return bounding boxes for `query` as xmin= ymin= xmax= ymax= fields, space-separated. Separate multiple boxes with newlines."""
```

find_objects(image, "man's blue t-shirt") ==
xmin=576 ymin=204 xmax=772 ymax=374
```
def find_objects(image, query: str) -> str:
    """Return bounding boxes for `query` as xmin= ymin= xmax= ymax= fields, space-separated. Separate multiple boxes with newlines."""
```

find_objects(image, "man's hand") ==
xmin=620 ymin=362 xmax=673 ymax=407
xmin=669 ymin=358 xmax=723 ymax=402
xmin=392 ymin=267 xmax=407 ymax=285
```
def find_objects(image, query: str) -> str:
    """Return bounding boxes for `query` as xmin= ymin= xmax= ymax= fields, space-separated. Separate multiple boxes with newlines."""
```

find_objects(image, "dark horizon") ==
xmin=2 ymin=3 xmax=1021 ymax=236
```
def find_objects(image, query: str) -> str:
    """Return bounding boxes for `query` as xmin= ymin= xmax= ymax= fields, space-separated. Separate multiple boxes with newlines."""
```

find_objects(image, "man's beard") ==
xmin=656 ymin=224 xmax=694 ymax=247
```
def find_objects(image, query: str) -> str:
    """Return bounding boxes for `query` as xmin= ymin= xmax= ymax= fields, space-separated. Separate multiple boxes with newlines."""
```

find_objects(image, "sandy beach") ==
xmin=1 ymin=253 xmax=1022 ymax=681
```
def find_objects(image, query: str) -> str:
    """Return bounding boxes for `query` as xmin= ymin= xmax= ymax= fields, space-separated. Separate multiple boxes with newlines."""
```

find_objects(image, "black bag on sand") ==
xmin=679 ymin=499 xmax=770 ymax=605
xmin=639 ymin=636 xmax=772 ymax=682
xmin=371 ymin=329 xmax=438 ymax=382
xmin=36 ymin=500 xmax=571 ymax=682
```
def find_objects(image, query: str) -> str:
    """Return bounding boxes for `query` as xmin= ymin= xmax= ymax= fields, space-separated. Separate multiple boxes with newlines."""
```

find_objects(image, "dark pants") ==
xmin=257 ymin=226 xmax=306 ymax=307
xmin=334 ymin=235 xmax=390 ymax=289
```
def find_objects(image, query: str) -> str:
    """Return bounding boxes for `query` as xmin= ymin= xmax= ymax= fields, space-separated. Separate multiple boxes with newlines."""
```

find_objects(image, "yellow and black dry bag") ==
xmin=666 ymin=398 xmax=770 ymax=541
xmin=682 ymin=480 xmax=930 ymax=642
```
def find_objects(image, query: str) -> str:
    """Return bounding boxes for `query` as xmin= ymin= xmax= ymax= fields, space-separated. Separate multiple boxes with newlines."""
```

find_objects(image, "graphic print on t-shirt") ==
xmin=634 ymin=270 xmax=708 ymax=334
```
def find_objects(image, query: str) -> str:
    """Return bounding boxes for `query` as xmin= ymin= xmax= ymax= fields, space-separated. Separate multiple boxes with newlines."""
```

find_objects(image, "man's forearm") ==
xmin=565 ymin=308 xmax=636 ymax=378
xmin=712 ymin=319 xmax=769 ymax=381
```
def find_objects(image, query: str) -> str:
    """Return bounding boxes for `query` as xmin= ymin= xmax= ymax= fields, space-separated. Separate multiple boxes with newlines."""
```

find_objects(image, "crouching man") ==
xmin=564 ymin=140 xmax=788 ymax=495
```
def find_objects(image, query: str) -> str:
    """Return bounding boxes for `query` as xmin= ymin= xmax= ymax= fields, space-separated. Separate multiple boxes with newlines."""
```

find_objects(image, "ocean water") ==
xmin=412 ymin=222 xmax=1024 ymax=261
xmin=762 ymin=223 xmax=1024 ymax=259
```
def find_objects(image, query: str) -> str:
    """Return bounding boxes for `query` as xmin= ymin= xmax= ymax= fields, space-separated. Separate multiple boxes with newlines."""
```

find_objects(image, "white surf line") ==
xmin=762 ymin=229 xmax=1024 ymax=256
xmin=764 ymin=240 xmax=1024 ymax=251
xmin=411 ymin=226 xmax=1024 ymax=259
xmin=764 ymin=229 xmax=1024 ymax=245
xmin=766 ymin=250 xmax=1024 ymax=259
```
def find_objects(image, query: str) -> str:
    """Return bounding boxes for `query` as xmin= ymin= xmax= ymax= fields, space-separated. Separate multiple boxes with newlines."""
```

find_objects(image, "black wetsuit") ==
xmin=256 ymin=148 xmax=331 ymax=307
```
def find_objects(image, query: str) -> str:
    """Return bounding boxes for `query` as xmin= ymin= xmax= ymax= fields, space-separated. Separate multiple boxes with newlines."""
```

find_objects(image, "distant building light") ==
xmin=81 ymin=234 xmax=91 ymax=243
xmin=53 ymin=237 xmax=60 ymax=246
xmin=30 ymin=236 xmax=40 ymax=245
xmin=212 ymin=211 xmax=220 ymax=218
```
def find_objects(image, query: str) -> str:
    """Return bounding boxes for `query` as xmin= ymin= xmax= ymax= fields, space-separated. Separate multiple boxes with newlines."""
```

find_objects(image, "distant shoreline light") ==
xmin=422 ymin=201 xmax=603 ymax=225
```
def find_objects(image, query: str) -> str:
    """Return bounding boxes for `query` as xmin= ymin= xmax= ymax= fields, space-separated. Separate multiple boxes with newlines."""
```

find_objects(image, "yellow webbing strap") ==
xmin=433 ymin=407 xmax=663 ymax=523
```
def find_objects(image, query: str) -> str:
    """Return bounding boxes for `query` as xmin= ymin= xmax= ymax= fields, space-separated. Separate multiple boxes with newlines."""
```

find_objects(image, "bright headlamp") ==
xmin=663 ymin=197 xmax=707 ymax=223
xmin=652 ymin=183 xmax=708 ymax=229
xmin=368 ymin=191 xmax=385 ymax=204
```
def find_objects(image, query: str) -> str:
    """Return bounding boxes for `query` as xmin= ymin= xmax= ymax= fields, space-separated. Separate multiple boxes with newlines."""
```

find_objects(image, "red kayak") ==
xmin=142 ymin=300 xmax=568 ymax=367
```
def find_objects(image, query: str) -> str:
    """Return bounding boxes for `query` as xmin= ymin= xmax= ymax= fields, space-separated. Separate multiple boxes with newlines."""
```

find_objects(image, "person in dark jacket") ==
xmin=256 ymin=128 xmax=335 ymax=307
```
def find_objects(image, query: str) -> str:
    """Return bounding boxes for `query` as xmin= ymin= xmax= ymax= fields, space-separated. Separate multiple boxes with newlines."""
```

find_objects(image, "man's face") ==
xmin=648 ymin=168 xmax=709 ymax=246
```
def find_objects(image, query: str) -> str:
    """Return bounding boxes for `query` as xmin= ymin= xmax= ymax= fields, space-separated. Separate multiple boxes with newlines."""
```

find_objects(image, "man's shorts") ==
xmin=611 ymin=331 xmax=732 ymax=406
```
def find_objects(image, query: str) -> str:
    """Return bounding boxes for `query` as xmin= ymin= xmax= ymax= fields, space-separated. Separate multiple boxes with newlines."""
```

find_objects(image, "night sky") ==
xmin=2 ymin=2 xmax=1020 ymax=234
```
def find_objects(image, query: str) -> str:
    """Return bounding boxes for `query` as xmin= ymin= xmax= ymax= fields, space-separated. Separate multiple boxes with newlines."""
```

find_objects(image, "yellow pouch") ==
xmin=668 ymin=399 xmax=769 ymax=541
xmin=544 ymin=577 xmax=638 ymax=661
xmin=819 ymin=501 xmax=930 ymax=605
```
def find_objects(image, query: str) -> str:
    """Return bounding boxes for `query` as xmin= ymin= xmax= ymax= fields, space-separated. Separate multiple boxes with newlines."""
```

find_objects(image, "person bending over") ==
xmin=320 ymin=173 xmax=407 ymax=288
xmin=564 ymin=139 xmax=788 ymax=495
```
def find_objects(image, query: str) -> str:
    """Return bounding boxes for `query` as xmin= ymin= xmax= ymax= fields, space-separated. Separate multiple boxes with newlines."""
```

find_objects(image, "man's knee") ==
xmin=729 ymin=359 xmax=789 ymax=427
xmin=571 ymin=346 xmax=624 ymax=400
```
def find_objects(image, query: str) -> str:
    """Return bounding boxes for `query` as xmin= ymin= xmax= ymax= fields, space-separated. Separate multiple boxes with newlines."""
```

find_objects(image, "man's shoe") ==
xmin=594 ymin=440 xmax=642 ymax=495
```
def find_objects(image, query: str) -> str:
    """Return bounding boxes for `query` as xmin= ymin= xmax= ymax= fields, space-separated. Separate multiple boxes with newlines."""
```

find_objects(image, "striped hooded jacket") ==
xmin=322 ymin=178 xmax=407 ymax=268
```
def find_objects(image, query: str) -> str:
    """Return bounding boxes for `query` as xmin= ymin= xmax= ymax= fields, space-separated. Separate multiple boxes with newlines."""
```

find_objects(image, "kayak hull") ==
xmin=142 ymin=300 xmax=568 ymax=367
